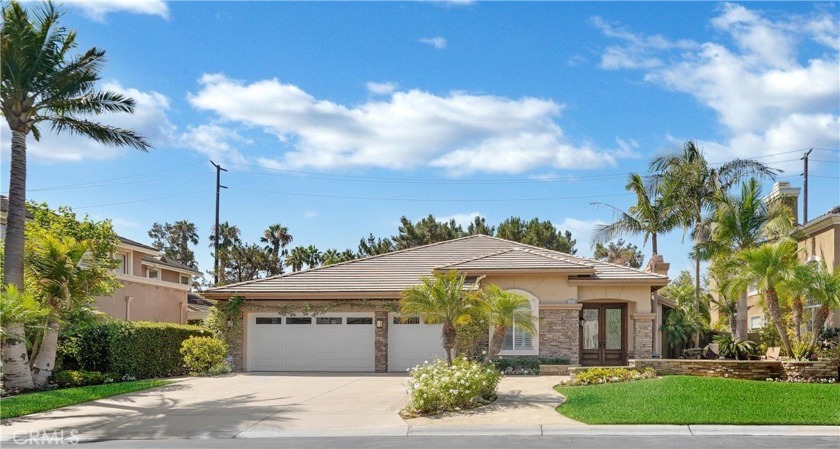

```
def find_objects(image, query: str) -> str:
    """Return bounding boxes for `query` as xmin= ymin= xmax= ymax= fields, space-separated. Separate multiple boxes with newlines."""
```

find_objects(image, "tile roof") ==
xmin=205 ymin=235 xmax=667 ymax=298
xmin=118 ymin=236 xmax=159 ymax=252
xmin=436 ymin=247 xmax=595 ymax=272
xmin=141 ymin=255 xmax=201 ymax=274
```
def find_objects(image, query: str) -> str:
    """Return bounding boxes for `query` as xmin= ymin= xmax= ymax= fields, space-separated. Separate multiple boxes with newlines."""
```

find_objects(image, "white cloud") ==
xmin=366 ymin=81 xmax=398 ymax=95
xmin=63 ymin=0 xmax=169 ymax=22
xmin=179 ymin=124 xmax=250 ymax=166
xmin=3 ymin=83 xmax=175 ymax=162
xmin=595 ymin=3 xmax=840 ymax=171
xmin=591 ymin=16 xmax=697 ymax=70
xmin=188 ymin=74 xmax=623 ymax=175
xmin=556 ymin=217 xmax=607 ymax=256
xmin=436 ymin=211 xmax=481 ymax=228
xmin=419 ymin=36 xmax=447 ymax=49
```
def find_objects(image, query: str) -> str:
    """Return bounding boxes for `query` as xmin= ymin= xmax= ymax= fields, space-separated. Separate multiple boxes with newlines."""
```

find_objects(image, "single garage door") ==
xmin=247 ymin=312 xmax=375 ymax=371
xmin=388 ymin=313 xmax=447 ymax=372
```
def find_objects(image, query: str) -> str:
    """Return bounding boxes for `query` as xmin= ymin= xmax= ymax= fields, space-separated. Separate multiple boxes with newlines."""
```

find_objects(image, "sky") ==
xmin=2 ymin=1 xmax=838 ymax=280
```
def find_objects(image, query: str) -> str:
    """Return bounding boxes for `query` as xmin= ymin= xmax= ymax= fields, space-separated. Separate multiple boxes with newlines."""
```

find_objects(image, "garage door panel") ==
xmin=248 ymin=313 xmax=375 ymax=372
xmin=388 ymin=313 xmax=447 ymax=372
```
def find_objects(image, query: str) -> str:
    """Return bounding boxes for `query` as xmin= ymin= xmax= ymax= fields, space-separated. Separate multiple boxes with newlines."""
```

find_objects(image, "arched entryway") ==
xmin=579 ymin=303 xmax=627 ymax=366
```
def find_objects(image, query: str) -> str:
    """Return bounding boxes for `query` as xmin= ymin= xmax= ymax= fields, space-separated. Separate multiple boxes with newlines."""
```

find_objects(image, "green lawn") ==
xmin=555 ymin=376 xmax=840 ymax=425
xmin=0 ymin=380 xmax=170 ymax=420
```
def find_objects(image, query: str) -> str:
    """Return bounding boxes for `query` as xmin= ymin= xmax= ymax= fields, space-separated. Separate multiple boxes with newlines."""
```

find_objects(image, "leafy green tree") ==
xmin=592 ymin=173 xmax=679 ymax=257
xmin=593 ymin=239 xmax=644 ymax=268
xmin=467 ymin=216 xmax=495 ymax=236
xmin=358 ymin=233 xmax=395 ymax=257
xmin=479 ymin=285 xmax=536 ymax=364
xmin=400 ymin=271 xmax=479 ymax=365
xmin=1 ymin=0 xmax=149 ymax=298
xmin=224 ymin=242 xmax=270 ymax=283
xmin=496 ymin=217 xmax=576 ymax=253
xmin=659 ymin=270 xmax=709 ymax=347
xmin=651 ymin=141 xmax=777 ymax=308
xmin=800 ymin=261 xmax=840 ymax=355
xmin=725 ymin=238 xmax=805 ymax=358
xmin=148 ymin=220 xmax=199 ymax=269
xmin=0 ymin=285 xmax=48 ymax=390
xmin=394 ymin=215 xmax=465 ymax=249
xmin=208 ymin=222 xmax=240 ymax=284
xmin=321 ymin=248 xmax=355 ymax=266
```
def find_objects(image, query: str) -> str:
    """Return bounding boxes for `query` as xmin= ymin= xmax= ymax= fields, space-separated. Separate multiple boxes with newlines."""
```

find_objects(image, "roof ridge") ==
xmin=435 ymin=247 xmax=516 ymax=269
xmin=206 ymin=234 xmax=486 ymax=292
xmin=478 ymin=235 xmax=667 ymax=278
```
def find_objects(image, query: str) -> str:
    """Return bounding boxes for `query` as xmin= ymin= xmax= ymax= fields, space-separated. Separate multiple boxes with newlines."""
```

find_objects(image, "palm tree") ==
xmin=592 ymin=173 xmax=679 ymax=257
xmin=0 ymin=285 xmax=48 ymax=390
xmin=260 ymin=223 xmax=293 ymax=257
xmin=208 ymin=222 xmax=240 ymax=283
xmin=170 ymin=220 xmax=199 ymax=268
xmin=700 ymin=178 xmax=794 ymax=339
xmin=801 ymin=261 xmax=840 ymax=355
xmin=480 ymin=285 xmax=536 ymax=365
xmin=304 ymin=245 xmax=321 ymax=270
xmin=726 ymin=238 xmax=802 ymax=358
xmin=321 ymin=249 xmax=340 ymax=266
xmin=285 ymin=246 xmax=307 ymax=272
xmin=25 ymin=232 xmax=94 ymax=387
xmin=651 ymin=141 xmax=777 ymax=307
xmin=1 ymin=1 xmax=150 ymax=293
xmin=400 ymin=271 xmax=479 ymax=364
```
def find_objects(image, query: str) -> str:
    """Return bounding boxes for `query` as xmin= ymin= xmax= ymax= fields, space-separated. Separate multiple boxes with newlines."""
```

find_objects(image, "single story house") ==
xmin=203 ymin=234 xmax=670 ymax=373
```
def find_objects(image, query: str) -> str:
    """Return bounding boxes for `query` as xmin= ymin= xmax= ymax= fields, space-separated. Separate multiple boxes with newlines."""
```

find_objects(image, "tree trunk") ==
xmin=736 ymin=292 xmax=748 ymax=341
xmin=729 ymin=313 xmax=737 ymax=340
xmin=791 ymin=296 xmax=803 ymax=342
xmin=483 ymin=326 xmax=507 ymax=366
xmin=1 ymin=323 xmax=35 ymax=390
xmin=651 ymin=233 xmax=658 ymax=256
xmin=442 ymin=322 xmax=456 ymax=365
xmin=1 ymin=130 xmax=33 ymax=391
xmin=808 ymin=306 xmax=830 ymax=355
xmin=31 ymin=317 xmax=60 ymax=388
xmin=765 ymin=289 xmax=794 ymax=358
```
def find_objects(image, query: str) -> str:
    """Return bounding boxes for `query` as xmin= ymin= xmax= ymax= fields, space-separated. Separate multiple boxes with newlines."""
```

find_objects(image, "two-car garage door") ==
xmin=247 ymin=312 xmax=448 ymax=372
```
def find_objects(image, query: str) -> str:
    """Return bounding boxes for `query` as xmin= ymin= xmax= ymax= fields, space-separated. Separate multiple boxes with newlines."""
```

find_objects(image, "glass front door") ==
xmin=580 ymin=304 xmax=626 ymax=366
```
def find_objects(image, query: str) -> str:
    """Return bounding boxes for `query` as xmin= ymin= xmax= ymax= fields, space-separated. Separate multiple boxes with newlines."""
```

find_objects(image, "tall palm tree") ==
xmin=1 ymin=1 xmax=150 ymax=292
xmin=208 ymin=222 xmax=240 ymax=283
xmin=400 ymin=271 xmax=479 ymax=364
xmin=25 ymin=232 xmax=94 ymax=387
xmin=285 ymin=246 xmax=307 ymax=272
xmin=651 ymin=141 xmax=777 ymax=307
xmin=592 ymin=173 xmax=679 ymax=257
xmin=170 ymin=220 xmax=199 ymax=268
xmin=726 ymin=238 xmax=803 ymax=358
xmin=700 ymin=178 xmax=794 ymax=339
xmin=800 ymin=261 xmax=840 ymax=355
xmin=321 ymin=249 xmax=340 ymax=266
xmin=479 ymin=285 xmax=536 ymax=365
xmin=260 ymin=223 xmax=293 ymax=257
xmin=304 ymin=245 xmax=321 ymax=270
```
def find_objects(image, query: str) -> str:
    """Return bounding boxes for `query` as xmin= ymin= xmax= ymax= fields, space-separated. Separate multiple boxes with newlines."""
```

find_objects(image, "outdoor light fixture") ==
xmin=579 ymin=317 xmax=585 ymax=327
xmin=376 ymin=318 xmax=384 ymax=328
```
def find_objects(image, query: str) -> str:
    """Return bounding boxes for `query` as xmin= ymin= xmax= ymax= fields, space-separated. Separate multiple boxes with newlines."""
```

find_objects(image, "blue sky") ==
xmin=2 ymin=1 xmax=838 ymax=280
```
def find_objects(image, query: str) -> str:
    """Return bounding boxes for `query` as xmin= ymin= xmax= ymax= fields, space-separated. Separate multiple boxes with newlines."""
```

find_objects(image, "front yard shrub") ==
xmin=53 ymin=370 xmax=114 ymax=388
xmin=562 ymin=367 xmax=655 ymax=386
xmin=180 ymin=336 xmax=229 ymax=375
xmin=404 ymin=357 xmax=501 ymax=416
xmin=493 ymin=356 xmax=570 ymax=375
xmin=58 ymin=321 xmax=207 ymax=379
xmin=713 ymin=333 xmax=757 ymax=360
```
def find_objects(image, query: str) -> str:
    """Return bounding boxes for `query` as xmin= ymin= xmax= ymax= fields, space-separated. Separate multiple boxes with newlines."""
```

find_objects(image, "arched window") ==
xmin=498 ymin=289 xmax=539 ymax=356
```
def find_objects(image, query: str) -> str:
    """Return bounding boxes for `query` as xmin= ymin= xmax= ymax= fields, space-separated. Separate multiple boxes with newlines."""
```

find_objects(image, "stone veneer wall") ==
xmin=630 ymin=359 xmax=839 ymax=381
xmin=539 ymin=306 xmax=580 ymax=363
xmin=539 ymin=364 xmax=581 ymax=375
xmin=374 ymin=310 xmax=388 ymax=373
xmin=631 ymin=314 xmax=654 ymax=359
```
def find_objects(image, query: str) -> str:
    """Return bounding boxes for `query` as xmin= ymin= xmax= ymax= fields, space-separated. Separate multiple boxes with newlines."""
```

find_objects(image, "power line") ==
xmin=73 ymin=190 xmax=213 ymax=210
xmin=28 ymin=161 xmax=205 ymax=192
xmin=29 ymin=172 xmax=206 ymax=192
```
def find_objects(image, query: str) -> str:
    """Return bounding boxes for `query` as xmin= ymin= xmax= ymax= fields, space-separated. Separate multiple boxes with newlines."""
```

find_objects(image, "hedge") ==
xmin=59 ymin=321 xmax=208 ymax=379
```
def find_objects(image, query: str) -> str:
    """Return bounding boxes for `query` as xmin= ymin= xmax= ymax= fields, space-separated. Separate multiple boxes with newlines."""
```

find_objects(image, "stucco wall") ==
xmin=94 ymin=279 xmax=187 ymax=323
xmin=481 ymin=274 xmax=577 ymax=305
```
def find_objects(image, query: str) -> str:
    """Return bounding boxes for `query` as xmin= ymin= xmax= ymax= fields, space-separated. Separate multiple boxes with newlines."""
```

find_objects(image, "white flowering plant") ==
xmin=560 ymin=367 xmax=656 ymax=386
xmin=404 ymin=357 xmax=502 ymax=416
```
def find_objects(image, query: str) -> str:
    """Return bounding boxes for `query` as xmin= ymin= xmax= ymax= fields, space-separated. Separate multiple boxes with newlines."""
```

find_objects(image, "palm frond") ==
xmin=48 ymin=116 xmax=150 ymax=150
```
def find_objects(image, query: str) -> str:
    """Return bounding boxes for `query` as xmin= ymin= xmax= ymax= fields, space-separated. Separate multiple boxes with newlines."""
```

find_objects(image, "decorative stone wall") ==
xmin=374 ymin=310 xmax=388 ymax=373
xmin=539 ymin=364 xmax=581 ymax=375
xmin=631 ymin=314 xmax=654 ymax=359
xmin=539 ymin=306 xmax=581 ymax=363
xmin=630 ymin=359 xmax=784 ymax=380
xmin=781 ymin=360 xmax=839 ymax=380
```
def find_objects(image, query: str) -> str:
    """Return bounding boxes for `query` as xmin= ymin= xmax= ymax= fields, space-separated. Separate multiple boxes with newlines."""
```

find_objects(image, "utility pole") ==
xmin=210 ymin=161 xmax=227 ymax=286
xmin=802 ymin=149 xmax=812 ymax=224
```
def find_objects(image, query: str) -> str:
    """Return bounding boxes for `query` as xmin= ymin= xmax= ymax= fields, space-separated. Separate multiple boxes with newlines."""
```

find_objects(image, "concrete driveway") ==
xmin=1 ymin=373 xmax=412 ymax=440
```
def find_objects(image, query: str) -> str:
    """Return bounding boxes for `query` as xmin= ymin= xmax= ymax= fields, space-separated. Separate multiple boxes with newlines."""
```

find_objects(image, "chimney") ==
xmin=645 ymin=254 xmax=670 ymax=276
xmin=764 ymin=181 xmax=801 ymax=225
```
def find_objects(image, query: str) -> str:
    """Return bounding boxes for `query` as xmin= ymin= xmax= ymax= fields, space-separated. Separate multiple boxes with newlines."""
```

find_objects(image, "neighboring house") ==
xmin=203 ymin=235 xmax=669 ymax=373
xmin=1 ymin=195 xmax=200 ymax=324
xmin=96 ymin=236 xmax=201 ymax=324
xmin=187 ymin=293 xmax=215 ymax=325
xmin=709 ymin=182 xmax=840 ymax=335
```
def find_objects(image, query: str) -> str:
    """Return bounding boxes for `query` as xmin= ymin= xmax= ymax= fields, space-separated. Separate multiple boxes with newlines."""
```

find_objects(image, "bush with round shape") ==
xmin=404 ymin=357 xmax=501 ymax=416
xmin=561 ymin=367 xmax=656 ymax=386
xmin=180 ymin=336 xmax=229 ymax=375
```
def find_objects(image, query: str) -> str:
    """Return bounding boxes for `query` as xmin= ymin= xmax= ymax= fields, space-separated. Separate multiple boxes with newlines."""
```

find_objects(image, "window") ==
xmin=498 ymin=289 xmax=538 ymax=354
xmin=180 ymin=275 xmax=190 ymax=285
xmin=347 ymin=317 xmax=373 ymax=325
xmin=749 ymin=316 xmax=762 ymax=330
xmin=316 ymin=317 xmax=342 ymax=325
xmin=256 ymin=317 xmax=282 ymax=325
xmin=394 ymin=316 xmax=420 ymax=325
xmin=286 ymin=317 xmax=312 ymax=324
xmin=113 ymin=253 xmax=128 ymax=274
xmin=147 ymin=268 xmax=159 ymax=280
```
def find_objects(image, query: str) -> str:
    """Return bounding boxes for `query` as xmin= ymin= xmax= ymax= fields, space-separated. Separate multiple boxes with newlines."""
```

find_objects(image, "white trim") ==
xmin=116 ymin=242 xmax=159 ymax=256
xmin=180 ymin=274 xmax=191 ymax=286
xmin=146 ymin=267 xmax=160 ymax=280
xmin=140 ymin=259 xmax=199 ymax=276
xmin=496 ymin=288 xmax=540 ymax=356
xmin=115 ymin=273 xmax=191 ymax=291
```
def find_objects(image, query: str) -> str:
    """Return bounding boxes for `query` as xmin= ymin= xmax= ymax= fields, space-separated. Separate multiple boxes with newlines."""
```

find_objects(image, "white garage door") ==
xmin=247 ymin=312 xmax=375 ymax=371
xmin=388 ymin=313 xmax=447 ymax=372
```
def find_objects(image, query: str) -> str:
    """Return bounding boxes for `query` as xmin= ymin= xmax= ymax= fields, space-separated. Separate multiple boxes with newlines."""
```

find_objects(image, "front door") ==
xmin=580 ymin=304 xmax=627 ymax=366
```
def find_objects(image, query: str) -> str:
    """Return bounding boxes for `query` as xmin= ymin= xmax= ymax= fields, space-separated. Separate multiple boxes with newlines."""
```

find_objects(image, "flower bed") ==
xmin=403 ymin=357 xmax=501 ymax=417
xmin=560 ymin=367 xmax=655 ymax=386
